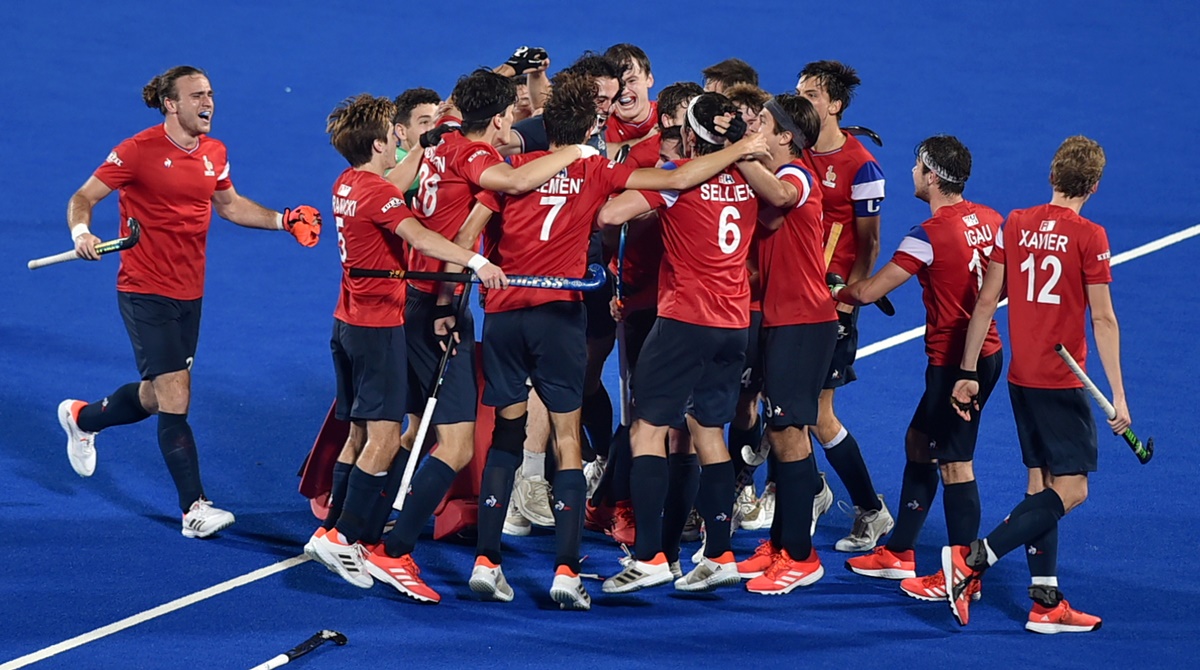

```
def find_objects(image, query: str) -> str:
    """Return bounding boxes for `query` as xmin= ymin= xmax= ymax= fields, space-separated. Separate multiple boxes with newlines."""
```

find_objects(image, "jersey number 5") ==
xmin=1020 ymin=253 xmax=1062 ymax=304
xmin=335 ymin=216 xmax=347 ymax=263
xmin=719 ymin=206 xmax=742 ymax=254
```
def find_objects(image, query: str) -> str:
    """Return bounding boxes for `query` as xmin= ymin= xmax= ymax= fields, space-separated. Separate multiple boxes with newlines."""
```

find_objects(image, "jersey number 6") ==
xmin=719 ymin=205 xmax=742 ymax=255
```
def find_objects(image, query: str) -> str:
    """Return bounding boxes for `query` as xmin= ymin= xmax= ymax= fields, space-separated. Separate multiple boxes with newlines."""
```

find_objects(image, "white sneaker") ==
xmin=669 ymin=560 xmax=683 ymax=580
xmin=834 ymin=496 xmax=895 ymax=552
xmin=740 ymin=482 xmax=776 ymax=531
xmin=680 ymin=508 xmax=703 ymax=542
xmin=303 ymin=527 xmax=326 ymax=561
xmin=514 ymin=473 xmax=555 ymax=527
xmin=674 ymin=554 xmax=741 ymax=592
xmin=602 ymin=552 xmax=674 ymax=593
xmin=549 ymin=567 xmax=591 ymax=610
xmin=502 ymin=499 xmax=531 ymax=537
xmin=309 ymin=529 xmax=373 ymax=589
xmin=583 ymin=456 xmax=606 ymax=500
xmin=181 ymin=498 xmax=236 ymax=539
xmin=58 ymin=399 xmax=96 ymax=477
xmin=733 ymin=484 xmax=758 ymax=531
xmin=469 ymin=557 xmax=515 ymax=602
xmin=812 ymin=473 xmax=834 ymax=535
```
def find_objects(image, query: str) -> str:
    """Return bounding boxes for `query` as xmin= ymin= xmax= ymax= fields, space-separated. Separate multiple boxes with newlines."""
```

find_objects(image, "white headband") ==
xmin=685 ymin=96 xmax=724 ymax=145
xmin=920 ymin=149 xmax=966 ymax=183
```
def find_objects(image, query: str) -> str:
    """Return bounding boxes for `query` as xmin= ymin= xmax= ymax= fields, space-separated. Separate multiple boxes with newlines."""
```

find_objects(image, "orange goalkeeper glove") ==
xmin=283 ymin=206 xmax=321 ymax=247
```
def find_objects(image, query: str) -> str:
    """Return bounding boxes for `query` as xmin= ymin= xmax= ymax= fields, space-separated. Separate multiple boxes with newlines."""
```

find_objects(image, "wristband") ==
xmin=71 ymin=224 xmax=91 ymax=240
xmin=467 ymin=254 xmax=490 ymax=272
xmin=957 ymin=368 xmax=979 ymax=382
xmin=432 ymin=303 xmax=455 ymax=321
xmin=576 ymin=144 xmax=600 ymax=159
xmin=274 ymin=212 xmax=285 ymax=230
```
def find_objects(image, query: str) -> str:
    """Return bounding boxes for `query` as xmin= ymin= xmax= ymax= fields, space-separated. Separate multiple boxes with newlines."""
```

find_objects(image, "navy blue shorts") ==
xmin=621 ymin=307 xmax=657 ymax=374
xmin=1009 ymin=383 xmax=1098 ymax=475
xmin=824 ymin=307 xmax=859 ymax=389
xmin=482 ymin=301 xmax=588 ymax=414
xmin=118 ymin=292 xmax=202 ymax=380
xmin=632 ymin=317 xmax=747 ymax=428
xmin=740 ymin=309 xmax=765 ymax=396
xmin=405 ymin=288 xmax=478 ymax=425
xmin=762 ymin=321 xmax=838 ymax=428
xmin=331 ymin=319 xmax=408 ymax=423
xmin=910 ymin=351 xmax=1004 ymax=463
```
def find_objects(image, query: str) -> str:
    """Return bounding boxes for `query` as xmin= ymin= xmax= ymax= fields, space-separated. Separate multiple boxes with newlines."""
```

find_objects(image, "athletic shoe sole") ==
xmin=746 ymin=564 xmax=825 ymax=595
xmin=181 ymin=515 xmax=235 ymax=539
xmin=469 ymin=570 xmax=515 ymax=602
xmin=311 ymin=537 xmax=373 ymax=589
xmin=364 ymin=561 xmax=439 ymax=604
xmin=941 ymin=546 xmax=970 ymax=626
xmin=59 ymin=400 xmax=95 ymax=477
xmin=674 ymin=568 xmax=741 ymax=592
xmin=549 ymin=578 xmax=591 ymax=610
xmin=601 ymin=569 xmax=673 ymax=594
xmin=844 ymin=563 xmax=916 ymax=580
xmin=1025 ymin=620 xmax=1102 ymax=634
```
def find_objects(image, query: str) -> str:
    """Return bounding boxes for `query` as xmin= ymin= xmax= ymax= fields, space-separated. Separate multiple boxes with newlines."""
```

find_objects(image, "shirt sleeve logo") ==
xmin=381 ymin=197 xmax=405 ymax=213
xmin=105 ymin=151 xmax=123 ymax=167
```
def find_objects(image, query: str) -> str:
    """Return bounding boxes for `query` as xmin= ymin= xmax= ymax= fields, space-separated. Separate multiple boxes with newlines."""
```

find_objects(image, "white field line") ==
xmin=5 ymin=222 xmax=1200 ymax=669
xmin=858 ymin=223 xmax=1200 ymax=359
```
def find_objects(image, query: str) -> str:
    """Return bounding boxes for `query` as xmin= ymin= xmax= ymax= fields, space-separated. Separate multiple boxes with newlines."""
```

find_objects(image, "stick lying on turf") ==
xmin=247 ymin=630 xmax=347 ymax=670
xmin=349 ymin=262 xmax=607 ymax=291
xmin=28 ymin=218 xmax=142 ymax=270
xmin=1054 ymin=343 xmax=1153 ymax=464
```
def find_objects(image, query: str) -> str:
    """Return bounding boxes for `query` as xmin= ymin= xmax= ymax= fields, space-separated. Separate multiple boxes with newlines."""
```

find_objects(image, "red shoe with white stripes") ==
xmin=745 ymin=548 xmax=824 ymax=595
xmin=363 ymin=543 xmax=441 ymax=603
xmin=900 ymin=569 xmax=981 ymax=602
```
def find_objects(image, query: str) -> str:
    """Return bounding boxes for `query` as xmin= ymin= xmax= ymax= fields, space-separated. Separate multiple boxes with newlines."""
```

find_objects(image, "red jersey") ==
xmin=756 ymin=162 xmax=836 ymax=327
xmin=624 ymin=133 xmax=663 ymax=170
xmin=483 ymin=153 xmax=635 ymax=313
xmin=891 ymin=200 xmax=1004 ymax=366
xmin=605 ymin=102 xmax=658 ymax=144
xmin=609 ymin=215 xmax=664 ymax=299
xmin=331 ymin=168 xmax=412 ymax=328
xmin=641 ymin=161 xmax=758 ymax=328
xmin=747 ymin=233 xmax=763 ymax=312
xmin=92 ymin=125 xmax=231 ymax=300
xmin=991 ymin=204 xmax=1112 ymax=389
xmin=409 ymin=131 xmax=504 ymax=293
xmin=803 ymin=132 xmax=886 ymax=279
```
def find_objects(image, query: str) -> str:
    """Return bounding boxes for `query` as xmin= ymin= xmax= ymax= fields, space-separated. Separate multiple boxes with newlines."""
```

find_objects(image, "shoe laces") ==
xmin=397 ymin=553 xmax=421 ymax=576
xmin=763 ymin=550 xmax=795 ymax=580
xmin=749 ymin=539 xmax=776 ymax=559
xmin=919 ymin=570 xmax=947 ymax=588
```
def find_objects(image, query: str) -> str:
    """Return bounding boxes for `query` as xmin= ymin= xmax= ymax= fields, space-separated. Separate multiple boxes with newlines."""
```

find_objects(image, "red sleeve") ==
xmin=92 ymin=137 xmax=139 ymax=190
xmin=990 ymin=218 xmax=1010 ymax=265
xmin=462 ymin=144 xmax=505 ymax=186
xmin=599 ymin=158 xmax=637 ymax=192
xmin=1082 ymin=225 xmax=1113 ymax=284
xmin=640 ymin=190 xmax=667 ymax=209
xmin=371 ymin=184 xmax=414 ymax=232
xmin=476 ymin=190 xmax=502 ymax=212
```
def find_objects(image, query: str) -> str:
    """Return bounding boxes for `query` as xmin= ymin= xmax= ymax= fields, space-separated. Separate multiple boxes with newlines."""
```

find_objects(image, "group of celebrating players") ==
xmin=56 ymin=42 xmax=1132 ymax=634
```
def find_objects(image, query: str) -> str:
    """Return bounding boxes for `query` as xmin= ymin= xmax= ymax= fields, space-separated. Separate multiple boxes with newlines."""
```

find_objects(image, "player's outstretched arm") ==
xmin=479 ymin=144 xmax=592 ymax=195
xmin=1087 ymin=282 xmax=1131 ymax=433
xmin=624 ymin=132 xmax=770 ymax=193
xmin=213 ymin=187 xmax=322 ymax=246
xmin=67 ymin=177 xmax=114 ymax=260
xmin=735 ymin=159 xmax=797 ymax=218
xmin=435 ymin=201 xmax=498 ymax=305
xmin=835 ymin=262 xmax=910 ymax=306
xmin=597 ymin=191 xmax=654 ymax=228
xmin=394 ymin=216 xmax=508 ymax=289
xmin=385 ymin=144 xmax=423 ymax=190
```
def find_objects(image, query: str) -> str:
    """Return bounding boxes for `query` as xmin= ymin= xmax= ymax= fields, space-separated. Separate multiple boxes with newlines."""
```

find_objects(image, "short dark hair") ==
xmin=327 ymin=94 xmax=395 ymax=167
xmin=604 ymin=43 xmax=652 ymax=76
xmin=564 ymin=51 xmax=626 ymax=82
xmin=701 ymin=58 xmax=758 ymax=89
xmin=724 ymin=83 xmax=770 ymax=115
xmin=798 ymin=60 xmax=860 ymax=120
xmin=915 ymin=135 xmax=972 ymax=195
xmin=769 ymin=93 xmax=821 ymax=157
xmin=451 ymin=68 xmax=517 ymax=135
xmin=543 ymin=73 xmax=598 ymax=147
xmin=685 ymin=92 xmax=741 ymax=156
xmin=142 ymin=65 xmax=207 ymax=114
xmin=392 ymin=87 xmax=440 ymax=125
xmin=1050 ymin=135 xmax=1105 ymax=198
xmin=657 ymin=81 xmax=704 ymax=129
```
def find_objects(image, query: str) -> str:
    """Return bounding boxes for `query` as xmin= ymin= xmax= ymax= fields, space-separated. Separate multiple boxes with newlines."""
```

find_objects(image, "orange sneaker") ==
xmin=942 ymin=543 xmax=986 ymax=626
xmin=900 ymin=569 xmax=982 ymax=602
xmin=737 ymin=539 xmax=779 ymax=579
xmin=845 ymin=546 xmax=916 ymax=580
xmin=1026 ymin=587 xmax=1102 ymax=634
xmin=746 ymin=548 xmax=824 ymax=595
xmin=363 ymin=544 xmax=440 ymax=603
xmin=585 ymin=501 xmax=613 ymax=533
xmin=609 ymin=500 xmax=637 ymax=546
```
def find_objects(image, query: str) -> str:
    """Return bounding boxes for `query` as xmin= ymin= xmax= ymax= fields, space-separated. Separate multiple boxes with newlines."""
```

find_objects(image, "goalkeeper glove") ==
xmin=283 ymin=206 xmax=321 ymax=247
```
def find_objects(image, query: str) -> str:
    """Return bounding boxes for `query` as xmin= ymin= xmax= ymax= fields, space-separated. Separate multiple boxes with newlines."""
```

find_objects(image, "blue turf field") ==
xmin=2 ymin=1 xmax=1199 ymax=668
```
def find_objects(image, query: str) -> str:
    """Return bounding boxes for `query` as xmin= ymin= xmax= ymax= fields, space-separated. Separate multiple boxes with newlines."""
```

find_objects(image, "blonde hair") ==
xmin=1050 ymin=136 xmax=1106 ymax=198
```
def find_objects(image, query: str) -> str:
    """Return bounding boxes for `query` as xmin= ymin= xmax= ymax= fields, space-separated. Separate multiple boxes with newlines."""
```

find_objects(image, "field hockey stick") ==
xmin=1055 ymin=343 xmax=1153 ymax=464
xmin=349 ymin=263 xmax=608 ymax=291
xmin=247 ymin=630 xmax=347 ymax=670
xmin=826 ymin=272 xmax=896 ymax=316
xmin=616 ymin=224 xmax=631 ymax=426
xmin=844 ymin=125 xmax=883 ymax=147
xmin=393 ymin=285 xmax=473 ymax=512
xmin=28 ymin=218 xmax=141 ymax=270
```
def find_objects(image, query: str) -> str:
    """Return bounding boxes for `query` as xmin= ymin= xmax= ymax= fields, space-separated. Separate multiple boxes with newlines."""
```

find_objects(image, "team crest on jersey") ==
xmin=163 ymin=158 xmax=172 ymax=168
xmin=202 ymin=155 xmax=215 ymax=177
xmin=823 ymin=165 xmax=837 ymax=188
xmin=718 ymin=173 xmax=735 ymax=185
xmin=962 ymin=213 xmax=980 ymax=227
xmin=1040 ymin=220 xmax=1056 ymax=232
xmin=557 ymin=168 xmax=569 ymax=179
xmin=105 ymin=151 xmax=123 ymax=167
xmin=337 ymin=184 xmax=353 ymax=197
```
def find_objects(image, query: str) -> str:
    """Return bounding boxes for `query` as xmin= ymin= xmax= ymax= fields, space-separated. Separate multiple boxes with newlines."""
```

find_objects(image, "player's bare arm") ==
xmin=1087 ymin=282 xmax=1131 ymax=433
xmin=735 ymin=158 xmax=798 ymax=214
xmin=434 ymin=201 xmax=498 ymax=343
xmin=393 ymin=215 xmax=508 ymax=290
xmin=849 ymin=213 xmax=881 ymax=284
xmin=479 ymin=144 xmax=590 ymax=194
xmin=385 ymin=144 xmax=423 ymax=189
xmin=951 ymin=259 xmax=1006 ymax=419
xmin=596 ymin=190 xmax=654 ymax=228
xmin=212 ymin=187 xmax=322 ymax=246
xmin=836 ymin=262 xmax=911 ymax=306
xmin=624 ymin=131 xmax=768 ymax=192
xmin=67 ymin=176 xmax=114 ymax=260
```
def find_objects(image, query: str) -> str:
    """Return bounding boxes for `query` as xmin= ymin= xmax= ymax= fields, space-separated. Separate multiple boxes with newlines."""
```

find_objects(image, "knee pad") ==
xmin=491 ymin=413 xmax=527 ymax=457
